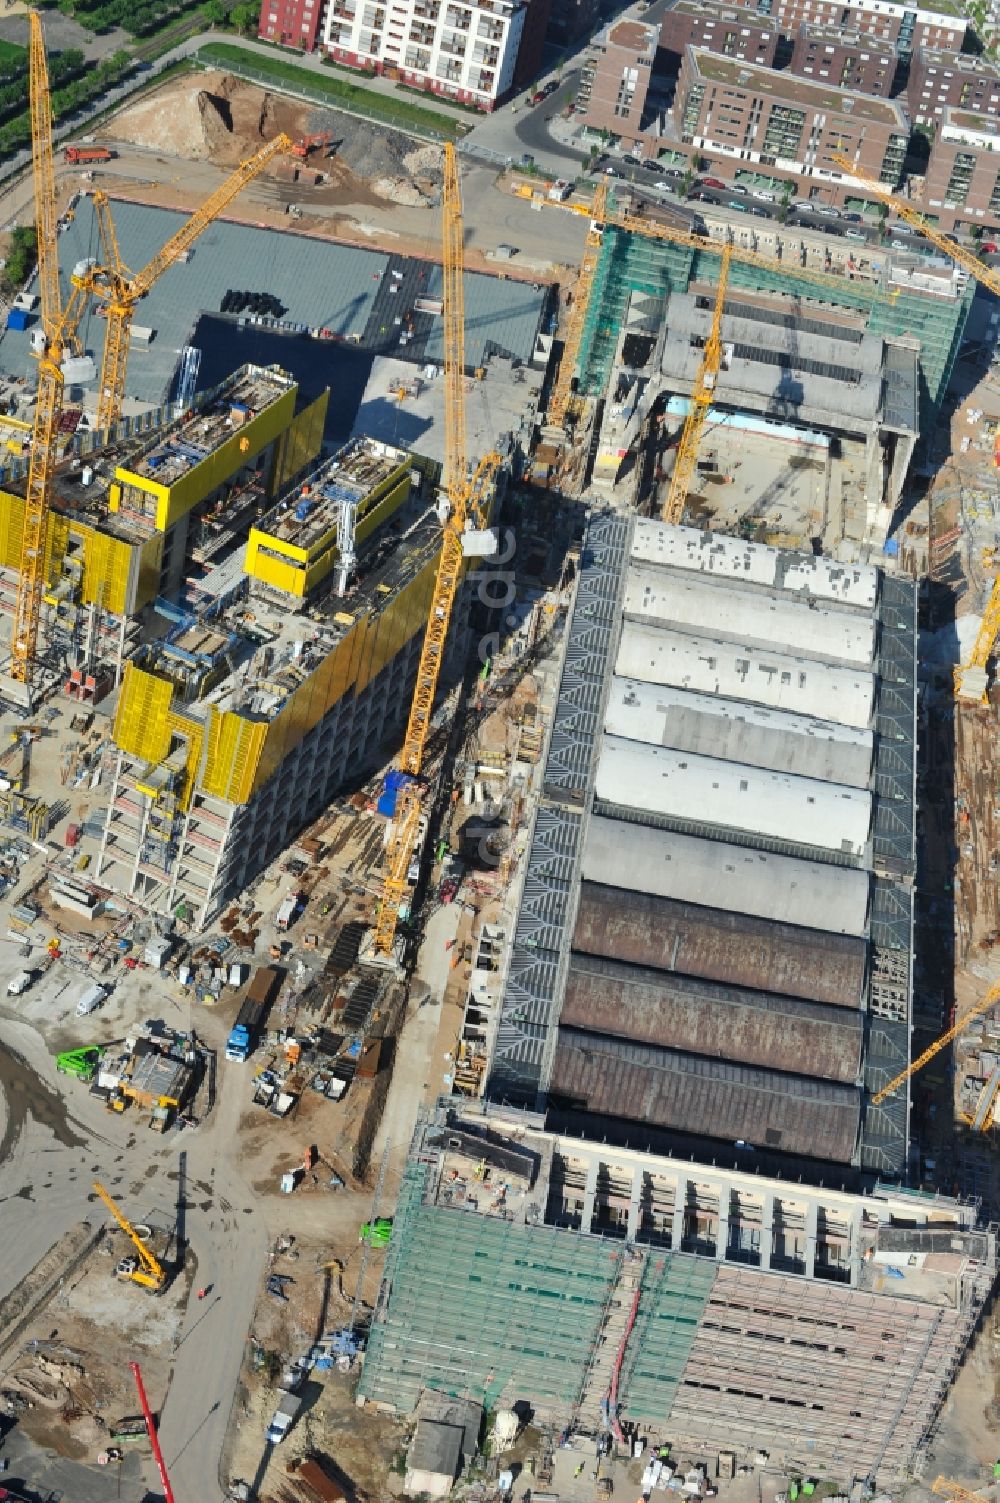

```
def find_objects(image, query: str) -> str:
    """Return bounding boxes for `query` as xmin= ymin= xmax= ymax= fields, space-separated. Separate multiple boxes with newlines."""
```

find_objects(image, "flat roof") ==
xmin=595 ymin=735 xmax=872 ymax=856
xmin=605 ymin=677 xmax=874 ymax=787
xmin=256 ymin=435 xmax=408 ymax=551
xmin=127 ymin=367 xmax=292 ymax=487
xmin=615 ymin=621 xmax=876 ymax=728
xmin=670 ymin=0 xmax=778 ymax=24
xmin=582 ymin=816 xmax=871 ymax=934
xmin=623 ymin=564 xmax=876 ymax=665
xmin=795 ymin=22 xmax=883 ymax=47
xmin=914 ymin=45 xmax=1000 ymax=73
xmin=574 ymin=882 xmax=868 ymax=1007
xmin=688 ymin=46 xmax=909 ymax=124
xmin=630 ymin=521 xmax=878 ymax=609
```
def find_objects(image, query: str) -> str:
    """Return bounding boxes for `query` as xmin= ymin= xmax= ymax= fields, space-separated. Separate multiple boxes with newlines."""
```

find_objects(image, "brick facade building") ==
xmin=576 ymin=18 xmax=657 ymax=142
xmin=788 ymin=22 xmax=897 ymax=96
xmin=660 ymin=1 xmax=779 ymax=67
xmin=922 ymin=108 xmax=1000 ymax=230
xmin=907 ymin=48 xmax=1000 ymax=125
xmin=724 ymin=0 xmax=964 ymax=55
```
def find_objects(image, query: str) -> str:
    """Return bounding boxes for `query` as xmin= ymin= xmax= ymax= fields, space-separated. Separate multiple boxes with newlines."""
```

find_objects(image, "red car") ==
xmin=701 ymin=177 xmax=726 ymax=190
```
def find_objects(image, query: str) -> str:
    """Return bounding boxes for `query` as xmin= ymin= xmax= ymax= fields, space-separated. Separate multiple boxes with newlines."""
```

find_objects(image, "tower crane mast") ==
xmin=89 ymin=132 xmax=293 ymax=433
xmin=548 ymin=181 xmax=607 ymax=430
xmin=11 ymin=11 xmax=92 ymax=699
xmin=663 ymin=244 xmax=732 ymax=524
xmin=373 ymin=143 xmax=500 ymax=957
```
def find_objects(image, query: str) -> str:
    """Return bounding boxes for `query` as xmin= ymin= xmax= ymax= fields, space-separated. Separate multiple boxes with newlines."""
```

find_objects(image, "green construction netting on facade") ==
xmin=619 ymin=1251 xmax=717 ymax=1424
xmin=579 ymin=227 xmax=974 ymax=437
xmin=360 ymin=1163 xmax=723 ymax=1421
xmin=360 ymin=1162 xmax=623 ymax=1413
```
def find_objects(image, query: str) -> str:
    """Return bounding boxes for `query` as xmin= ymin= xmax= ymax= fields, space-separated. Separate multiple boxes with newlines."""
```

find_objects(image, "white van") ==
xmin=75 ymin=982 xmax=107 ymax=1017
xmin=7 ymin=970 xmax=32 ymax=996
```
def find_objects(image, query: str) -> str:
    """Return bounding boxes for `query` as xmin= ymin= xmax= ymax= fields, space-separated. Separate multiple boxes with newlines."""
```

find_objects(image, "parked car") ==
xmin=701 ymin=176 xmax=726 ymax=189
xmin=747 ymin=205 xmax=769 ymax=216
xmin=542 ymin=79 xmax=559 ymax=96
xmin=662 ymin=166 xmax=685 ymax=178
xmin=983 ymin=241 xmax=999 ymax=253
xmin=843 ymin=212 xmax=864 ymax=223
xmin=531 ymin=90 xmax=545 ymax=104
xmin=751 ymin=189 xmax=776 ymax=202
xmin=812 ymin=204 xmax=840 ymax=218
xmin=728 ymin=183 xmax=749 ymax=195
xmin=728 ymin=199 xmax=749 ymax=212
xmin=844 ymin=228 xmax=867 ymax=241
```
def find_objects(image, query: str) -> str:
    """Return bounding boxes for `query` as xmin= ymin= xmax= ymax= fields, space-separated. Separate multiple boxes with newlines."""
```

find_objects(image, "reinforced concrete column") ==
xmin=849 ymin=1203 xmax=864 ymax=1287
xmin=672 ymin=1175 xmax=686 ymax=1250
xmin=626 ymin=1167 xmax=642 ymax=1242
xmin=760 ymin=1192 xmax=775 ymax=1271
xmin=715 ymin=1183 xmax=729 ymax=1261
xmin=804 ymin=1199 xmax=818 ymax=1278
xmin=581 ymin=1156 xmax=599 ymax=1236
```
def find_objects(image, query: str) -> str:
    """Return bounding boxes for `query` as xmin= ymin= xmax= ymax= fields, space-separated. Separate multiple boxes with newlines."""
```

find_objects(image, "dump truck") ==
xmin=63 ymin=144 xmax=114 ymax=164
xmin=265 ymin=1390 xmax=303 ymax=1445
xmin=226 ymin=965 xmax=282 ymax=1063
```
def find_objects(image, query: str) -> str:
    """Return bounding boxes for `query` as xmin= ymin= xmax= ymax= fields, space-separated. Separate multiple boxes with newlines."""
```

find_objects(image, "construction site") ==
xmin=0 ymin=3 xmax=1000 ymax=1501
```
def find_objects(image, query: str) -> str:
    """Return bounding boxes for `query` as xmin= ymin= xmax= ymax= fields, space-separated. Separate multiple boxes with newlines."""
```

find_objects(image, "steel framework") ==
xmin=88 ymin=133 xmax=292 ymax=433
xmin=663 ymin=244 xmax=732 ymax=524
xmin=870 ymin=981 xmax=1000 ymax=1105
xmin=548 ymin=181 xmax=608 ymax=429
xmin=373 ymin=142 xmax=501 ymax=957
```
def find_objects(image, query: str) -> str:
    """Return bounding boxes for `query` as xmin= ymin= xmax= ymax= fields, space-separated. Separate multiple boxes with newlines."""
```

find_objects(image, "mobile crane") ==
xmin=373 ymin=143 xmax=501 ymax=958
xmin=92 ymin=1179 xmax=167 ymax=1292
xmin=11 ymin=11 xmax=94 ymax=700
xmin=87 ymin=132 xmax=293 ymax=434
xmin=130 ymin=1361 xmax=176 ymax=1503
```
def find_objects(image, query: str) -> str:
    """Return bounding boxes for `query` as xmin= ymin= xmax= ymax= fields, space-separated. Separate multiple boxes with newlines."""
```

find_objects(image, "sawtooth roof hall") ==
xmin=488 ymin=517 xmax=917 ymax=1180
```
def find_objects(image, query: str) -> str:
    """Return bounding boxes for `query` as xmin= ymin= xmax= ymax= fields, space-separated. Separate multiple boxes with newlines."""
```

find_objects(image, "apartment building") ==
xmin=726 ymin=0 xmax=965 ymax=55
xmin=660 ymin=0 xmax=780 ymax=67
xmin=322 ymin=0 xmax=541 ymax=107
xmin=922 ymin=108 xmax=1000 ymax=230
xmin=788 ymin=22 xmax=898 ymax=95
xmin=908 ymin=47 xmax=1000 ymax=125
xmin=675 ymin=47 xmax=910 ymax=186
xmin=259 ymin=0 xmax=326 ymax=48
xmin=576 ymin=18 xmax=657 ymax=141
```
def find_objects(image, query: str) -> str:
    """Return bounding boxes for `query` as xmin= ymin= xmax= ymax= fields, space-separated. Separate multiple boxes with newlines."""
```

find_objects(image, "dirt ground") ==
xmin=104 ymin=70 xmax=445 ymax=210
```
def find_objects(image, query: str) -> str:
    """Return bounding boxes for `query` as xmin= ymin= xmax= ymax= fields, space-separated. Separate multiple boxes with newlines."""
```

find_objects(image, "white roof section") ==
xmin=583 ymin=815 xmax=870 ymax=936
xmin=616 ymin=621 xmax=875 ymax=729
xmin=595 ymin=736 xmax=871 ymax=856
xmin=605 ymin=677 xmax=874 ymax=788
xmin=623 ymin=564 xmax=875 ymax=667
xmin=631 ymin=521 xmax=879 ymax=611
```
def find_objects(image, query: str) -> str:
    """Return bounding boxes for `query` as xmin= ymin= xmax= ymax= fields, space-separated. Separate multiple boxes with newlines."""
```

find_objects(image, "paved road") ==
xmin=0 ymin=1003 xmax=269 ymax=1503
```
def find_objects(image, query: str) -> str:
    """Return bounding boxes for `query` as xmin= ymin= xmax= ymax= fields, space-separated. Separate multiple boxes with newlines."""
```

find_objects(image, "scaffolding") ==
xmin=579 ymin=230 xmax=974 ymax=437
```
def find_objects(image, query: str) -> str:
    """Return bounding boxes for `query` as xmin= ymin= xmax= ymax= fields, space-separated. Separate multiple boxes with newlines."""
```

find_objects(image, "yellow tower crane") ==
xmin=92 ymin=1179 xmax=167 ymax=1292
xmin=869 ymin=980 xmax=1000 ymax=1107
xmin=548 ymin=181 xmax=607 ymax=430
xmin=11 ymin=11 xmax=94 ymax=699
xmin=933 ymin=1478 xmax=998 ymax=1503
xmin=88 ymin=132 xmax=293 ymax=434
xmin=663 ymin=244 xmax=732 ymax=525
xmin=373 ymin=142 xmax=501 ymax=958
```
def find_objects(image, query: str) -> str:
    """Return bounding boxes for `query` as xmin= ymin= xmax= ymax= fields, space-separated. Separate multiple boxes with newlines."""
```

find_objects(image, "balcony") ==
xmin=444 ymin=6 xmax=470 ymax=23
xmin=477 ymin=19 xmax=503 ymax=38
xmin=439 ymin=29 xmax=468 ymax=53
xmin=437 ymin=59 xmax=463 ymax=79
xmin=471 ymin=44 xmax=499 ymax=64
xmin=405 ymin=47 xmax=431 ymax=66
xmin=409 ymin=23 xmax=435 ymax=42
xmin=411 ymin=2 xmax=439 ymax=14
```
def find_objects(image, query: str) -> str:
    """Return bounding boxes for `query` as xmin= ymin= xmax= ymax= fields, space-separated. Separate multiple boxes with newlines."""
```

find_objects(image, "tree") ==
xmin=230 ymin=2 xmax=256 ymax=31
xmin=203 ymin=0 xmax=225 ymax=23
xmin=3 ymin=224 xmax=37 ymax=293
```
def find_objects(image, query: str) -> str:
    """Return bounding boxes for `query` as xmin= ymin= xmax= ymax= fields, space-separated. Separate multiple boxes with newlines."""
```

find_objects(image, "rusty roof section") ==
xmin=562 ymin=953 xmax=863 ymax=1084
xmin=573 ymin=882 xmax=867 ymax=1009
xmin=609 ymin=18 xmax=658 ymax=52
xmin=551 ymin=1030 xmax=861 ymax=1163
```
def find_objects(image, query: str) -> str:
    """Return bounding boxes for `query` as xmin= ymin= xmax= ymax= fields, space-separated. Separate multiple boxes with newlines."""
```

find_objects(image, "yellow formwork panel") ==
xmin=113 ymin=664 xmax=174 ymax=764
xmin=243 ymin=541 xmax=307 ymax=597
xmin=114 ymin=386 xmax=299 ymax=533
xmin=0 ymin=488 xmax=26 ymax=572
xmin=271 ymin=390 xmax=329 ymax=498
xmin=81 ymin=528 xmax=134 ymax=615
xmin=201 ymin=708 xmax=267 ymax=805
xmin=355 ymin=473 xmax=410 ymax=551
xmin=250 ymin=548 xmax=439 ymax=796
xmin=165 ymin=710 xmax=204 ymax=812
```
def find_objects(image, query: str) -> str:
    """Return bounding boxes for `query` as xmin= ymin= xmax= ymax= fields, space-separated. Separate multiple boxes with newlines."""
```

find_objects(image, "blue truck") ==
xmin=226 ymin=965 xmax=282 ymax=1062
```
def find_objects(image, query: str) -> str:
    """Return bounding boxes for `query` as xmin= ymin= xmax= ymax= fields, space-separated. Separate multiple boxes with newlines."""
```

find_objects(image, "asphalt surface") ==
xmin=0 ymin=1007 xmax=267 ymax=1503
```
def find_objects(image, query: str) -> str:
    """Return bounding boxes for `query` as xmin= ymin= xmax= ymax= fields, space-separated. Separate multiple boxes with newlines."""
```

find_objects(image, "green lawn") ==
xmin=0 ymin=39 xmax=25 ymax=68
xmin=197 ymin=41 xmax=465 ymax=139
